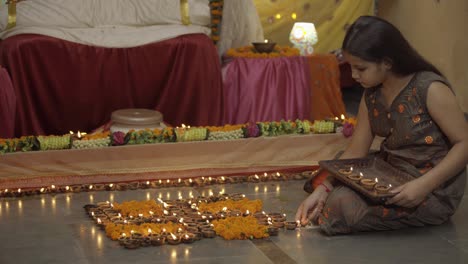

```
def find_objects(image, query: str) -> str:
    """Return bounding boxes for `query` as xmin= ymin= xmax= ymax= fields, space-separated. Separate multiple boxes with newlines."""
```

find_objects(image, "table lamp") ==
xmin=289 ymin=22 xmax=318 ymax=55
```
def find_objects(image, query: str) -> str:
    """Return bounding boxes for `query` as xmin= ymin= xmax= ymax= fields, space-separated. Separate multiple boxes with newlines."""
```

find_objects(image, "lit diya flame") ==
xmin=222 ymin=207 xmax=228 ymax=212
xmin=149 ymin=211 xmax=154 ymax=216
xmin=164 ymin=210 xmax=169 ymax=215
xmin=148 ymin=228 xmax=152 ymax=234
xmin=65 ymin=186 xmax=70 ymax=191
xmin=264 ymin=172 xmax=268 ymax=177
xmin=179 ymin=218 xmax=184 ymax=223
xmin=146 ymin=181 xmax=150 ymax=185
xmin=341 ymin=114 xmax=345 ymax=120
xmin=170 ymin=233 xmax=177 ymax=240
xmin=254 ymin=174 xmax=260 ymax=180
xmin=97 ymin=218 xmax=102 ymax=224
xmin=118 ymin=213 xmax=122 ymax=218
xmin=245 ymin=210 xmax=250 ymax=215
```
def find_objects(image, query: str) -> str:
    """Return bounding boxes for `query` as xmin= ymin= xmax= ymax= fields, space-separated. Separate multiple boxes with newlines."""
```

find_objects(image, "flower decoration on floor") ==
xmin=212 ymin=216 xmax=268 ymax=240
xmin=198 ymin=198 xmax=263 ymax=214
xmin=85 ymin=194 xmax=293 ymax=248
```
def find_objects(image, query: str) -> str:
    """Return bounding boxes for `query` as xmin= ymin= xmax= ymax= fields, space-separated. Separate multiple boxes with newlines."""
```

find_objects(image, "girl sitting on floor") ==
xmin=295 ymin=16 xmax=468 ymax=235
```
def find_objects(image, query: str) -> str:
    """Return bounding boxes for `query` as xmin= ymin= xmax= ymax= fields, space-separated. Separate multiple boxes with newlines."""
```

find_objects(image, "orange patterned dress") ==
xmin=318 ymin=71 xmax=467 ymax=235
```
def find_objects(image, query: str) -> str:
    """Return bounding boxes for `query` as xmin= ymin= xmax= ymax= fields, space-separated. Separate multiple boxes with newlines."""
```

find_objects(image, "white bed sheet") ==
xmin=0 ymin=0 xmax=263 ymax=54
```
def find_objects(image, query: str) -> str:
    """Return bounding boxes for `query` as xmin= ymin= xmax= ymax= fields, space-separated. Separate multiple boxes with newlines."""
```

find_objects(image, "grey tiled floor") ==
xmin=1 ymin=180 xmax=467 ymax=264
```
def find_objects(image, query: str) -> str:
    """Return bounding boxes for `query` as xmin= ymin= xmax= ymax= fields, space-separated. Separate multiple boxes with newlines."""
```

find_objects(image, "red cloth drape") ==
xmin=0 ymin=66 xmax=15 ymax=138
xmin=307 ymin=54 xmax=346 ymax=121
xmin=0 ymin=33 xmax=223 ymax=137
xmin=222 ymin=56 xmax=311 ymax=124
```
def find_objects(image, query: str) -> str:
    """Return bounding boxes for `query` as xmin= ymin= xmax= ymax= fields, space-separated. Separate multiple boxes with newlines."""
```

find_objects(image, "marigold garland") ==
xmin=82 ymin=131 xmax=110 ymax=140
xmin=226 ymin=45 xmax=300 ymax=59
xmin=112 ymin=200 xmax=164 ymax=218
xmin=0 ymin=118 xmax=354 ymax=155
xmin=212 ymin=216 xmax=268 ymax=240
xmin=198 ymin=198 xmax=263 ymax=214
xmin=209 ymin=0 xmax=224 ymax=45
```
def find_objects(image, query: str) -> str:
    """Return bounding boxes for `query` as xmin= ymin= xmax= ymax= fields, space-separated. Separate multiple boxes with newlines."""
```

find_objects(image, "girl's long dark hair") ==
xmin=342 ymin=16 xmax=442 ymax=76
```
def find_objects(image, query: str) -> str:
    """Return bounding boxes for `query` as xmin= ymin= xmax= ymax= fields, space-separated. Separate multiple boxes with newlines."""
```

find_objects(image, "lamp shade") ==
xmin=289 ymin=22 xmax=318 ymax=55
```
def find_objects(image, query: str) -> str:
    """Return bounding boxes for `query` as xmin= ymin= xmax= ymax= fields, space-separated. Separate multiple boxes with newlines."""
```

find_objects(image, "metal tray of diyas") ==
xmin=318 ymin=157 xmax=414 ymax=203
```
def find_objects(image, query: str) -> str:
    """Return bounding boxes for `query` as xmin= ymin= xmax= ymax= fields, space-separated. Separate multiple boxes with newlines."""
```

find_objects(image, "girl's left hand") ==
xmin=385 ymin=178 xmax=432 ymax=208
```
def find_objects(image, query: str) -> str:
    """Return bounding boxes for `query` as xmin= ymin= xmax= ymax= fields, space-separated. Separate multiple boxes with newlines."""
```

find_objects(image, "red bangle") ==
xmin=320 ymin=183 xmax=331 ymax=193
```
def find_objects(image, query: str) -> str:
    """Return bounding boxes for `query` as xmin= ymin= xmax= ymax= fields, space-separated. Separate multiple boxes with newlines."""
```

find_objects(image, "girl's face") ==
xmin=343 ymin=51 xmax=390 ymax=88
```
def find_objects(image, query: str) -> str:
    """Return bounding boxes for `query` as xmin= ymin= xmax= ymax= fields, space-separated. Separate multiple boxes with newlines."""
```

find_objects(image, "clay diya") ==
xmin=347 ymin=172 xmax=363 ymax=182
xmin=201 ymin=229 xmax=216 ymax=238
xmin=267 ymin=226 xmax=279 ymax=236
xmin=123 ymin=238 xmax=141 ymax=249
xmin=166 ymin=233 xmax=181 ymax=245
xmin=375 ymin=183 xmax=392 ymax=194
xmin=360 ymin=178 xmax=377 ymax=190
xmin=338 ymin=167 xmax=354 ymax=175
xmin=284 ymin=221 xmax=298 ymax=230
xmin=272 ymin=220 xmax=285 ymax=228
xmin=181 ymin=233 xmax=196 ymax=244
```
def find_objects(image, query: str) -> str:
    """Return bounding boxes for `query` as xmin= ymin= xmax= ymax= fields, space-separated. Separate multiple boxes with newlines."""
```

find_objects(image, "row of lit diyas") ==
xmin=0 ymin=171 xmax=312 ymax=198
xmin=84 ymin=193 xmax=300 ymax=249
xmin=338 ymin=167 xmax=392 ymax=193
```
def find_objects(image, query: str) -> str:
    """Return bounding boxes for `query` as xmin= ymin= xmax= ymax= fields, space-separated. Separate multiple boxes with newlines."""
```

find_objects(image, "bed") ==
xmin=0 ymin=0 xmax=264 ymax=138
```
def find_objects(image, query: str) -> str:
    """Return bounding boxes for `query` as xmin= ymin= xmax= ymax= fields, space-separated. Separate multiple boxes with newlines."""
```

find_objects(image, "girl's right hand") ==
xmin=295 ymin=185 xmax=329 ymax=226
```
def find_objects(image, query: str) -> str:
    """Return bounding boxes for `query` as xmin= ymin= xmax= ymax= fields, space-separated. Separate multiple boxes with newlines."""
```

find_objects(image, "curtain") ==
xmin=253 ymin=0 xmax=374 ymax=53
